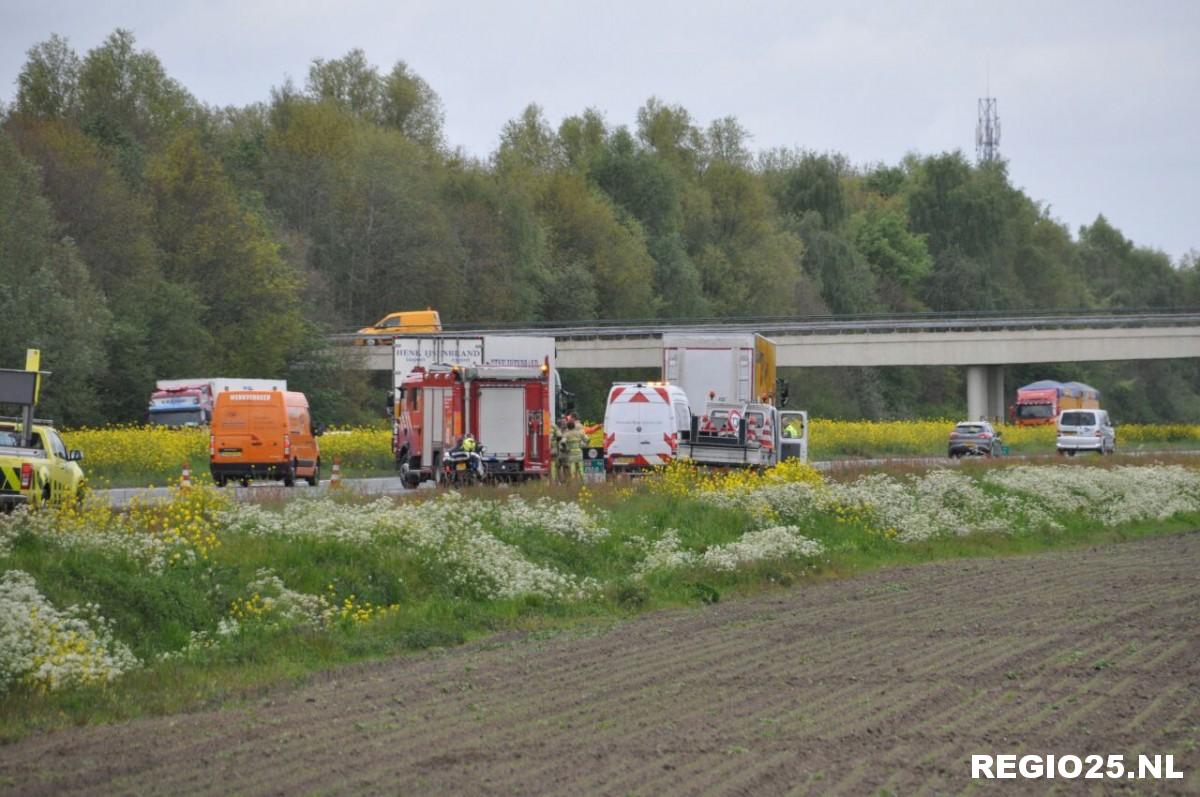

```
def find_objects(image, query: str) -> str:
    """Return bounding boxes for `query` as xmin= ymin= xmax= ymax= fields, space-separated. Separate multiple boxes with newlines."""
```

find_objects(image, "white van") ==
xmin=603 ymin=383 xmax=691 ymax=470
xmin=1057 ymin=409 xmax=1116 ymax=456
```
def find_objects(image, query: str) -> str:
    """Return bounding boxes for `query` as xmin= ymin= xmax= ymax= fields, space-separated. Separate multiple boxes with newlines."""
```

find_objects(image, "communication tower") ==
xmin=976 ymin=97 xmax=1001 ymax=163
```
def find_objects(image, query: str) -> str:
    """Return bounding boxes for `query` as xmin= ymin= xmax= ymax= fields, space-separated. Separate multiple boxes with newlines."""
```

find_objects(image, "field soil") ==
xmin=3 ymin=533 xmax=1198 ymax=795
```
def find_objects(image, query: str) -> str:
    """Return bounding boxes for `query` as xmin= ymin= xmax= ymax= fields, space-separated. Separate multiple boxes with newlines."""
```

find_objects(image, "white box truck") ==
xmin=661 ymin=333 xmax=779 ymax=416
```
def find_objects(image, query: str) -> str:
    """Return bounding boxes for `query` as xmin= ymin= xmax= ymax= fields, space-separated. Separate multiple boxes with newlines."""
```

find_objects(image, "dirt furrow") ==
xmin=2 ymin=532 xmax=1197 ymax=796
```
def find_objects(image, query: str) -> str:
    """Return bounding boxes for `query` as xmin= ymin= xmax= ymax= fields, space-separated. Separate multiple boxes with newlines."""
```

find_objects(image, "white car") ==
xmin=1056 ymin=409 xmax=1115 ymax=456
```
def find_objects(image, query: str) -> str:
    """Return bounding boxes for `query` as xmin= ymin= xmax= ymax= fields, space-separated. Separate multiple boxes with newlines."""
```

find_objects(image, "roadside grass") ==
xmin=2 ymin=460 xmax=1198 ymax=741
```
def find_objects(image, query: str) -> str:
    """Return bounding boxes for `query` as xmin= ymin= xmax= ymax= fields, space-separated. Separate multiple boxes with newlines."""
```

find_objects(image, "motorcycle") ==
xmin=441 ymin=445 xmax=487 ymax=487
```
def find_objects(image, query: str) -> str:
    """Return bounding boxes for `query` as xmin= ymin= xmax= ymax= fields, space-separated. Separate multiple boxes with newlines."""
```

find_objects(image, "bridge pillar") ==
xmin=966 ymin=365 xmax=1006 ymax=422
xmin=988 ymin=365 xmax=1005 ymax=421
xmin=966 ymin=366 xmax=988 ymax=421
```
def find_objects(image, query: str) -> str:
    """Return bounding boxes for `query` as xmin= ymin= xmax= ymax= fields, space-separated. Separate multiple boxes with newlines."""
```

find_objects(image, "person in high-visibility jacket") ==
xmin=562 ymin=421 xmax=586 ymax=479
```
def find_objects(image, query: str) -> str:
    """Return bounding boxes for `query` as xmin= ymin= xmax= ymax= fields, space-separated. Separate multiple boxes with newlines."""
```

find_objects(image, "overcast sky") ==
xmin=2 ymin=0 xmax=1197 ymax=262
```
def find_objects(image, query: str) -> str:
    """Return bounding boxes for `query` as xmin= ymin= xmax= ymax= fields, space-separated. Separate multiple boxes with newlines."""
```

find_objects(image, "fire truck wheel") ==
xmin=399 ymin=462 xmax=418 ymax=489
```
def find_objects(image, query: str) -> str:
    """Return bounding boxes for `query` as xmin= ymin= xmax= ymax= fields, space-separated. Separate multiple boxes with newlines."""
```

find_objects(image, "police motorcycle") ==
xmin=441 ymin=435 xmax=487 ymax=487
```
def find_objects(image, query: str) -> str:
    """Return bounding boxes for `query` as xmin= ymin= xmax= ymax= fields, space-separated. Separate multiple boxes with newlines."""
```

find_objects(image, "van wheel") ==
xmin=215 ymin=475 xmax=227 ymax=488
xmin=283 ymin=461 xmax=296 ymax=487
xmin=241 ymin=476 xmax=251 ymax=487
xmin=307 ymin=459 xmax=320 ymax=487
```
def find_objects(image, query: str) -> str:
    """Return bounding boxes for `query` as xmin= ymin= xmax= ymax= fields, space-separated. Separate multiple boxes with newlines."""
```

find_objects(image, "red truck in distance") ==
xmin=1013 ymin=380 xmax=1100 ymax=426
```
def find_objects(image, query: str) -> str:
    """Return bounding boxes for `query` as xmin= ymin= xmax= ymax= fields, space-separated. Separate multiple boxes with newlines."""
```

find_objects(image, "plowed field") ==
xmin=3 ymin=533 xmax=1198 ymax=795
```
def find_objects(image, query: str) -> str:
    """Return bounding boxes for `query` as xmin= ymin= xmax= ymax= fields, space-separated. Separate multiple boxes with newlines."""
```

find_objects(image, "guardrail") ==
xmin=329 ymin=308 xmax=1200 ymax=344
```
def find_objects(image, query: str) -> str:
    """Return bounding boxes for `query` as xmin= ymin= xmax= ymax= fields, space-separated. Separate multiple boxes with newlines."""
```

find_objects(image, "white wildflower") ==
xmin=0 ymin=570 xmax=138 ymax=692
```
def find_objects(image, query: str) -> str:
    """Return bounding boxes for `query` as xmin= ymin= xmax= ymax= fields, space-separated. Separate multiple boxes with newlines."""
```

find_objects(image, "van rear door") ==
xmin=214 ymin=394 xmax=285 ymax=464
xmin=604 ymin=387 xmax=674 ymax=467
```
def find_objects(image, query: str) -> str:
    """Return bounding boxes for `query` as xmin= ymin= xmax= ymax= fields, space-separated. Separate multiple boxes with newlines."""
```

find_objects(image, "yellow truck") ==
xmin=0 ymin=420 xmax=86 ymax=509
xmin=0 ymin=350 xmax=86 ymax=510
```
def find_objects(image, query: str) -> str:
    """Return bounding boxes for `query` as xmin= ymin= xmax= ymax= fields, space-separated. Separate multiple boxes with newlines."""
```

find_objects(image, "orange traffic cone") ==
xmin=330 ymin=456 xmax=342 ymax=489
xmin=181 ymin=460 xmax=192 ymax=489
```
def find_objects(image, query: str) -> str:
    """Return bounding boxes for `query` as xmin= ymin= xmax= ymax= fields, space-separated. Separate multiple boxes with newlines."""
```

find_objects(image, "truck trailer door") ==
xmin=477 ymin=386 xmax=525 ymax=459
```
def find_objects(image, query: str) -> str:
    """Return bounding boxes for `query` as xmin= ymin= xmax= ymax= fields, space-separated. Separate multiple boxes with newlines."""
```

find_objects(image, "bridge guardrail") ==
xmin=329 ymin=308 xmax=1200 ymax=344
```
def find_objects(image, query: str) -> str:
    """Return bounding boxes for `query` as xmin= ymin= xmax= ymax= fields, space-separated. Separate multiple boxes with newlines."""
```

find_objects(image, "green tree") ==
xmin=5 ymin=117 xmax=209 ymax=418
xmin=695 ymin=161 xmax=815 ymax=316
xmin=1078 ymin=215 xmax=1181 ymax=307
xmin=848 ymin=204 xmax=932 ymax=302
xmin=774 ymin=152 xmax=849 ymax=230
xmin=496 ymin=103 xmax=561 ymax=176
xmin=0 ymin=132 xmax=110 ymax=423
xmin=590 ymin=127 xmax=708 ymax=316
xmin=443 ymin=164 xmax=547 ymax=322
xmin=558 ymin=108 xmax=607 ymax=172
xmin=76 ymin=29 xmax=195 ymax=157
xmin=381 ymin=61 xmax=444 ymax=148
xmin=537 ymin=172 xmax=656 ymax=318
xmin=15 ymin=34 xmax=80 ymax=119
xmin=147 ymin=131 xmax=304 ymax=375
xmin=635 ymin=97 xmax=703 ymax=174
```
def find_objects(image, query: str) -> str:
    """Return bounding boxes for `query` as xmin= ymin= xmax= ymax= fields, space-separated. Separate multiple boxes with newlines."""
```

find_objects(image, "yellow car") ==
xmin=0 ymin=422 xmax=86 ymax=509
xmin=355 ymin=309 xmax=442 ymax=345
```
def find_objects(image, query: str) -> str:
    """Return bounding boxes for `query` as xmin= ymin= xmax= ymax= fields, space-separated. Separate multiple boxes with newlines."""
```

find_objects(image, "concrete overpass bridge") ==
xmin=332 ymin=309 xmax=1200 ymax=420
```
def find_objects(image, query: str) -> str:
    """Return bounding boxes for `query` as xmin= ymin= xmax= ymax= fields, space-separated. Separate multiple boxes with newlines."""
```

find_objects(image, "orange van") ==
xmin=210 ymin=390 xmax=321 ymax=487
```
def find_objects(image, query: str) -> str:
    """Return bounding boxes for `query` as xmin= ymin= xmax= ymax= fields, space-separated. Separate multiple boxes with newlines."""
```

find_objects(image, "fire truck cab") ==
xmin=394 ymin=363 xmax=552 ymax=487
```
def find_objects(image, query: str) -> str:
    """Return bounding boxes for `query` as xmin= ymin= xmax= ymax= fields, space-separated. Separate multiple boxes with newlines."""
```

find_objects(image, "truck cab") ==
xmin=148 ymin=384 xmax=212 ymax=427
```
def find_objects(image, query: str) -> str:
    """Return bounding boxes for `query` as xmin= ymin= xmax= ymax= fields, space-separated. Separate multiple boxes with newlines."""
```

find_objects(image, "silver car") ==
xmin=948 ymin=421 xmax=1001 ymax=458
xmin=1056 ymin=409 xmax=1115 ymax=455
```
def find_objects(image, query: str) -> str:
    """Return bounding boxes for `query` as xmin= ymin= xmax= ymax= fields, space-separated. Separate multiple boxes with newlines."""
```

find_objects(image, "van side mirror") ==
xmin=313 ymin=423 xmax=326 ymax=436
xmin=69 ymin=450 xmax=84 ymax=462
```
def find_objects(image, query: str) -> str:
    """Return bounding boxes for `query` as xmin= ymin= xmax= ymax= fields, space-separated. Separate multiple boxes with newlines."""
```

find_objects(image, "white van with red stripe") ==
xmin=603 ymin=383 xmax=691 ymax=470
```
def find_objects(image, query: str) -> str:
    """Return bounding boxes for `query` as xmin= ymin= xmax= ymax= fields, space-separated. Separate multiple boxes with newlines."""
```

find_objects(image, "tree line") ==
xmin=2 ymin=30 xmax=1197 ymax=425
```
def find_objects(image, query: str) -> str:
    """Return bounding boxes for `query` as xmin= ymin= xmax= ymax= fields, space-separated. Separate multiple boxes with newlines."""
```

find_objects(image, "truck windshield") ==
xmin=1016 ymin=404 xmax=1054 ymax=419
xmin=150 ymin=410 xmax=205 ymax=427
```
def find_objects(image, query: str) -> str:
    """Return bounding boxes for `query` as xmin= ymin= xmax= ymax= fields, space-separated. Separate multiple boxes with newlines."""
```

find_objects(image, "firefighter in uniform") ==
xmin=552 ymin=416 xmax=568 ymax=481
xmin=563 ymin=420 xmax=586 ymax=480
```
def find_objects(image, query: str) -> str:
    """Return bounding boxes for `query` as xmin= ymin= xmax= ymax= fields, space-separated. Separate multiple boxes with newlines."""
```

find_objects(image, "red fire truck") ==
xmin=393 ymin=363 xmax=552 ymax=487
